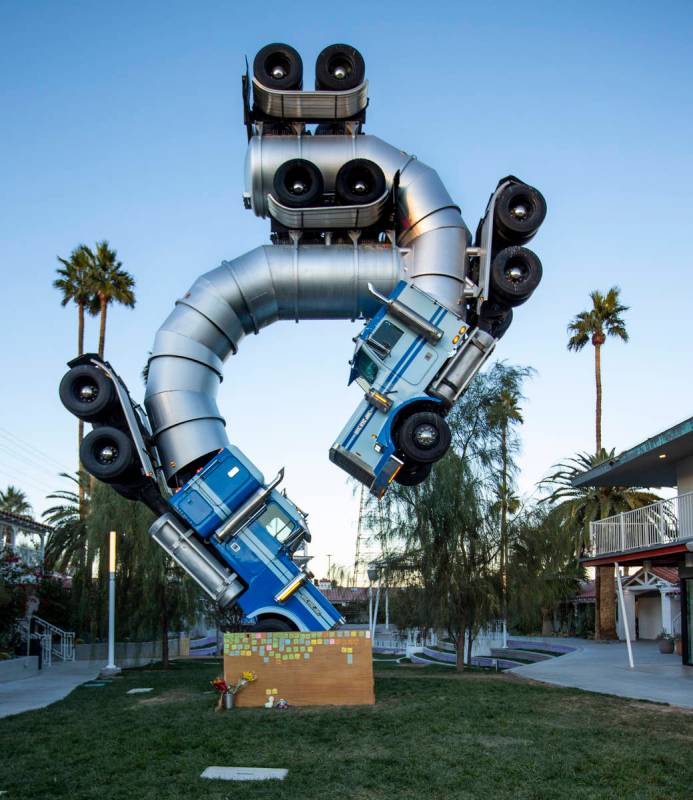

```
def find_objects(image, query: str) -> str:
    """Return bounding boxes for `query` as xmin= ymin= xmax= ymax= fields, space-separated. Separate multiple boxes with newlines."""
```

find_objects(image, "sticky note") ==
xmin=272 ymin=689 xmax=278 ymax=695
xmin=266 ymin=689 xmax=272 ymax=695
xmin=304 ymin=653 xmax=310 ymax=659
xmin=263 ymin=657 xmax=269 ymax=663
xmin=308 ymin=646 xmax=313 ymax=653
xmin=347 ymin=654 xmax=353 ymax=665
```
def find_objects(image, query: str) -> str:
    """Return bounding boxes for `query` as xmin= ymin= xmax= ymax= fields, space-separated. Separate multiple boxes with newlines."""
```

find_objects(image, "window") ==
xmin=369 ymin=320 xmax=404 ymax=354
xmin=257 ymin=504 xmax=295 ymax=543
xmin=354 ymin=349 xmax=379 ymax=385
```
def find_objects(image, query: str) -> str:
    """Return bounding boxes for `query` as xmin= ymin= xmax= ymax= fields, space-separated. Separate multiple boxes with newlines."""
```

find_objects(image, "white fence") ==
xmin=589 ymin=491 xmax=693 ymax=556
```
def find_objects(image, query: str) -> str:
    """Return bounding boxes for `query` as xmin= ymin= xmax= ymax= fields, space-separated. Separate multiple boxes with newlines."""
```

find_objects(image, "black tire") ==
xmin=315 ymin=44 xmax=365 ymax=91
xmin=478 ymin=300 xmax=514 ymax=339
xmin=59 ymin=365 xmax=119 ymax=423
xmin=253 ymin=617 xmax=294 ymax=632
xmin=273 ymin=159 xmax=324 ymax=208
xmin=396 ymin=412 xmax=451 ymax=464
xmin=494 ymin=182 xmax=546 ymax=244
xmin=490 ymin=247 xmax=543 ymax=307
xmin=253 ymin=43 xmax=303 ymax=90
xmin=80 ymin=426 xmax=137 ymax=483
xmin=394 ymin=461 xmax=432 ymax=487
xmin=335 ymin=159 xmax=386 ymax=206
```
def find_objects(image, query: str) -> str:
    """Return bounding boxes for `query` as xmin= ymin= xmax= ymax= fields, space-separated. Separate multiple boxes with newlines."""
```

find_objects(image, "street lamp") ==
xmin=102 ymin=530 xmax=121 ymax=676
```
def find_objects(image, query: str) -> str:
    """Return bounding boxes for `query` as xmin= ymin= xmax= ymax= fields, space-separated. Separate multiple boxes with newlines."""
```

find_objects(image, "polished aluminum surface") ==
xmin=145 ymin=244 xmax=402 ymax=480
xmin=266 ymin=189 xmax=388 ymax=229
xmin=149 ymin=513 xmax=244 ymax=607
xmin=252 ymin=78 xmax=368 ymax=119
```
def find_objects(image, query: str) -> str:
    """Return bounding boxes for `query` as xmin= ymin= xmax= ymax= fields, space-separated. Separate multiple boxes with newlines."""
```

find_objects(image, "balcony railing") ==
xmin=589 ymin=491 xmax=693 ymax=556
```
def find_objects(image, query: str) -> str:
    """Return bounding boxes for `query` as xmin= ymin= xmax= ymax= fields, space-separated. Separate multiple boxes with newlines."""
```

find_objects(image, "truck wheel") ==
xmin=315 ymin=44 xmax=365 ymax=91
xmin=494 ymin=182 xmax=546 ymax=244
xmin=273 ymin=159 xmax=324 ymax=208
xmin=253 ymin=43 xmax=303 ymax=90
xmin=478 ymin=300 xmax=513 ymax=339
xmin=59 ymin=365 xmax=118 ymax=422
xmin=490 ymin=247 xmax=543 ymax=307
xmin=80 ymin=426 xmax=137 ymax=483
xmin=253 ymin=617 xmax=294 ymax=632
xmin=335 ymin=159 xmax=386 ymax=205
xmin=395 ymin=462 xmax=432 ymax=486
xmin=396 ymin=412 xmax=451 ymax=464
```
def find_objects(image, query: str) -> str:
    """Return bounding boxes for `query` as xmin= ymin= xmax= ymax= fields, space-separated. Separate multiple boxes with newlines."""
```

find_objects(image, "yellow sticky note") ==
xmin=265 ymin=689 xmax=271 ymax=695
xmin=308 ymin=646 xmax=313 ymax=653
xmin=272 ymin=689 xmax=278 ymax=695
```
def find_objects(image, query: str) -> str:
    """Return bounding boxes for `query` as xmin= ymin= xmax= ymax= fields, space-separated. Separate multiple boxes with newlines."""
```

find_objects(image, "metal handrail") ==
xmin=29 ymin=615 xmax=76 ymax=662
xmin=589 ymin=491 xmax=693 ymax=556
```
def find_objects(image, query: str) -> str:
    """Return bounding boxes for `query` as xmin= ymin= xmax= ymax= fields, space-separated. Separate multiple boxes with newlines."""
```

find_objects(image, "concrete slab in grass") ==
xmin=126 ymin=687 xmax=153 ymax=694
xmin=201 ymin=767 xmax=288 ymax=781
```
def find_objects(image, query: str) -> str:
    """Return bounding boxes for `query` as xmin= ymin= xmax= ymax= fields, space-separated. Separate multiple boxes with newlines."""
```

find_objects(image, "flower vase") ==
xmin=223 ymin=692 xmax=234 ymax=710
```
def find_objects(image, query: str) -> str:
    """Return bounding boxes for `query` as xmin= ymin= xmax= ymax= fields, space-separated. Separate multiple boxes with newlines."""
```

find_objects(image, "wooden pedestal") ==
xmin=223 ymin=629 xmax=375 ymax=707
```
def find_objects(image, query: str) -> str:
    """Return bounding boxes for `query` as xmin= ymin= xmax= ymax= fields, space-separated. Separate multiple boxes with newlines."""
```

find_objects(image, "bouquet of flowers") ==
xmin=211 ymin=672 xmax=257 ymax=711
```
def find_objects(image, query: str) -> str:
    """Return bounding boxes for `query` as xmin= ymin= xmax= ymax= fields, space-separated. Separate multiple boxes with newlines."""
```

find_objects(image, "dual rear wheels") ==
xmin=393 ymin=410 xmax=451 ymax=487
xmin=489 ymin=181 xmax=546 ymax=310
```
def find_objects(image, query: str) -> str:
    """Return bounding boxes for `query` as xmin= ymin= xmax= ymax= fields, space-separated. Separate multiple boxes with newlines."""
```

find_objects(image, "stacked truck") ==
xmin=59 ymin=43 xmax=546 ymax=632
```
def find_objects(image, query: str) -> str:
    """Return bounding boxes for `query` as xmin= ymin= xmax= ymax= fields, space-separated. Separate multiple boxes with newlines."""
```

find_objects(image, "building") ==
xmin=574 ymin=415 xmax=693 ymax=665
xmin=0 ymin=509 xmax=52 ymax=567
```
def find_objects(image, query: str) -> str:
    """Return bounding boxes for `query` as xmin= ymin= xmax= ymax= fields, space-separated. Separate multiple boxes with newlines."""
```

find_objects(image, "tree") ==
xmin=508 ymin=507 xmax=584 ymax=636
xmin=567 ymin=287 xmax=629 ymax=453
xmin=485 ymin=363 xmax=533 ymax=643
xmin=371 ymin=453 xmax=499 ymax=670
xmin=54 ymin=246 xmax=99 ymax=509
xmin=87 ymin=241 xmax=135 ymax=358
xmin=0 ymin=486 xmax=32 ymax=516
xmin=86 ymin=483 xmax=200 ymax=665
xmin=43 ymin=472 xmax=93 ymax=633
xmin=542 ymin=449 xmax=658 ymax=639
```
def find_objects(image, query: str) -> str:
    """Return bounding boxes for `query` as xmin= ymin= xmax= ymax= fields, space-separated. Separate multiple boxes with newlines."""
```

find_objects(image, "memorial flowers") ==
xmin=211 ymin=671 xmax=257 ymax=710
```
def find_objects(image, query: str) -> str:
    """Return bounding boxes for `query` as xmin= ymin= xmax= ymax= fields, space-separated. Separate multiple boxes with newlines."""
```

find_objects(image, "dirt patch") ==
xmin=136 ymin=690 xmax=195 ymax=706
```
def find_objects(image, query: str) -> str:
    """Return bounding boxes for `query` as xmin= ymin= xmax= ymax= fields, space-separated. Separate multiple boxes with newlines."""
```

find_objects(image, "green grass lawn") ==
xmin=1 ymin=659 xmax=692 ymax=799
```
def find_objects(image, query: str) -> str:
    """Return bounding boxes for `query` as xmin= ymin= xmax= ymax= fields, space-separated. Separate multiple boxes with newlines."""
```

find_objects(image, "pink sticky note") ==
xmin=329 ymin=638 xmax=335 ymax=645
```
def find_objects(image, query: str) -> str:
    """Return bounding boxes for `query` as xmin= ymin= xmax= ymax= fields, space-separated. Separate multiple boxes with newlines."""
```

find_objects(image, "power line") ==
xmin=0 ymin=441 xmax=70 ymax=480
xmin=0 ymin=427 xmax=74 ymax=474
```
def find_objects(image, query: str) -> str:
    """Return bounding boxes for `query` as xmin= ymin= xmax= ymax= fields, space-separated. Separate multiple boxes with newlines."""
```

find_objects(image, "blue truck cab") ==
xmin=330 ymin=280 xmax=497 ymax=496
xmin=166 ymin=447 xmax=344 ymax=631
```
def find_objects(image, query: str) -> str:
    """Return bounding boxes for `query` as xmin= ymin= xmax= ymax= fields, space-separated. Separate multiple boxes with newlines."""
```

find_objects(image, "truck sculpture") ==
xmin=59 ymin=43 xmax=546 ymax=632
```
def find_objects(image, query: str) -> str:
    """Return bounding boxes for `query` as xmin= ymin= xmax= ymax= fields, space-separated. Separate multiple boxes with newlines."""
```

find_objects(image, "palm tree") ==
xmin=88 ymin=241 xmax=136 ymax=358
xmin=567 ymin=287 xmax=629 ymax=453
xmin=485 ymin=363 xmax=533 ymax=645
xmin=0 ymin=485 xmax=32 ymax=515
xmin=54 ymin=246 xmax=100 ymax=481
xmin=542 ymin=450 xmax=658 ymax=639
xmin=53 ymin=245 xmax=99 ymax=359
xmin=0 ymin=485 xmax=32 ymax=549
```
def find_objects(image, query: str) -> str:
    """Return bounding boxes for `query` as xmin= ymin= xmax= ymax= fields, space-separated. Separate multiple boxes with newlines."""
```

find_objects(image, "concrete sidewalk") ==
xmin=0 ymin=661 xmax=102 ymax=719
xmin=512 ymin=638 xmax=693 ymax=708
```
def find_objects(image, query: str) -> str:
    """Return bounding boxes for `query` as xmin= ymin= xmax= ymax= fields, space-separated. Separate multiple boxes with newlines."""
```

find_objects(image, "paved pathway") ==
xmin=512 ymin=638 xmax=693 ymax=708
xmin=0 ymin=661 xmax=102 ymax=719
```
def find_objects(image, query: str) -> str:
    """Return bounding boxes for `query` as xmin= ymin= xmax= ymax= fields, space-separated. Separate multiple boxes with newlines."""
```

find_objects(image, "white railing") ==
xmin=18 ymin=615 xmax=76 ymax=664
xmin=589 ymin=491 xmax=693 ymax=556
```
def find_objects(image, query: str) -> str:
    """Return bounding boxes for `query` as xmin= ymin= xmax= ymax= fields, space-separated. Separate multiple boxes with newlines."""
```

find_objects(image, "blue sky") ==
xmin=1 ymin=0 xmax=692 ymax=577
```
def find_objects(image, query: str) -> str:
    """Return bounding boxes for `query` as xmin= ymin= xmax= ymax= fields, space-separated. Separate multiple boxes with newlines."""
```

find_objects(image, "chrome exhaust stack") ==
xmin=149 ymin=513 xmax=244 ymax=607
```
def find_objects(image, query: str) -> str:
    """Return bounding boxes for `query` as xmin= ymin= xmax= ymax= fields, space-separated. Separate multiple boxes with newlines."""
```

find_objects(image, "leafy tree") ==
xmin=87 ymin=241 xmax=135 ymax=358
xmin=86 ymin=483 xmax=200 ymax=666
xmin=508 ymin=507 xmax=584 ymax=635
xmin=43 ymin=472 xmax=93 ymax=633
xmin=567 ymin=287 xmax=629 ymax=453
xmin=0 ymin=551 xmax=28 ymax=654
xmin=369 ymin=452 xmax=499 ymax=670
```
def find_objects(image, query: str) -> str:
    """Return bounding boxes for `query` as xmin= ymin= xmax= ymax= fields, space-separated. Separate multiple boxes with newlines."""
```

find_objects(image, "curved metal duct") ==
xmin=245 ymin=134 xmax=470 ymax=311
xmin=145 ymin=243 xmax=402 ymax=483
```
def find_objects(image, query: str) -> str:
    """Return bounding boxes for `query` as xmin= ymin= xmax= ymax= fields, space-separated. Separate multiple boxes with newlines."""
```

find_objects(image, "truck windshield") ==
xmin=354 ymin=349 xmax=379 ymax=385
xmin=257 ymin=503 xmax=296 ymax=543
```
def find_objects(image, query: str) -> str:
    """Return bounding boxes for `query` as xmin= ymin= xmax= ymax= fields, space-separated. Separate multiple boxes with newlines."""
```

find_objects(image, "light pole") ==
xmin=326 ymin=553 xmax=332 ymax=581
xmin=102 ymin=530 xmax=120 ymax=676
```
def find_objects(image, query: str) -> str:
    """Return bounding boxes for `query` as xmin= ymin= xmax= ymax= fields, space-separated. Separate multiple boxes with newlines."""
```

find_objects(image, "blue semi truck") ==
xmin=59 ymin=356 xmax=344 ymax=632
